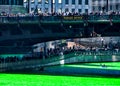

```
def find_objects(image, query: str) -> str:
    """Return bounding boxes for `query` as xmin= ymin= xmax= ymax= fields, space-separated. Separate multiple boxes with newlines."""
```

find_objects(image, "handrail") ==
xmin=0 ymin=50 xmax=120 ymax=63
xmin=0 ymin=15 xmax=120 ymax=23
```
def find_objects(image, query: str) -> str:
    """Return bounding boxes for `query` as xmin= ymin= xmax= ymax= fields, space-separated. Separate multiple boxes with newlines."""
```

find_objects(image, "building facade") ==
xmin=24 ymin=0 xmax=120 ymax=14
xmin=0 ymin=0 xmax=23 ymax=5
xmin=92 ymin=0 xmax=120 ymax=13
xmin=24 ymin=0 xmax=92 ymax=13
xmin=0 ymin=0 xmax=26 ymax=14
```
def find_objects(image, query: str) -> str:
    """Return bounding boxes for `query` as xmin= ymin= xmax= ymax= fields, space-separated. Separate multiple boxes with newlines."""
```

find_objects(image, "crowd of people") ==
xmin=0 ymin=10 xmax=120 ymax=63
xmin=0 ymin=46 xmax=74 ymax=63
xmin=0 ymin=40 xmax=120 ymax=64
xmin=0 ymin=11 xmax=120 ymax=23
xmin=0 ymin=11 xmax=120 ymax=18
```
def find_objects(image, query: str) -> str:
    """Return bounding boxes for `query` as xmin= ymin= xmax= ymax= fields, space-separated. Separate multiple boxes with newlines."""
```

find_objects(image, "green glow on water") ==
xmin=0 ymin=52 xmax=120 ymax=86
xmin=0 ymin=73 xmax=120 ymax=86
xmin=65 ymin=62 xmax=120 ymax=70
xmin=0 ymin=54 xmax=24 ymax=58
xmin=0 ymin=62 xmax=120 ymax=86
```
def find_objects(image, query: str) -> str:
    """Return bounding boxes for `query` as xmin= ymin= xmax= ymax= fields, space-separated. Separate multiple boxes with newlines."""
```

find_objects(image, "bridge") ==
xmin=0 ymin=15 xmax=120 ymax=53
xmin=0 ymin=15 xmax=120 ymax=73
xmin=1 ymin=51 xmax=120 ymax=75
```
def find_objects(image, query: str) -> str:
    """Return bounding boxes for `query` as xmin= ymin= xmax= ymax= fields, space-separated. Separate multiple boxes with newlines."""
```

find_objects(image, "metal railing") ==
xmin=0 ymin=50 xmax=120 ymax=71
xmin=0 ymin=50 xmax=120 ymax=63
xmin=0 ymin=15 xmax=120 ymax=23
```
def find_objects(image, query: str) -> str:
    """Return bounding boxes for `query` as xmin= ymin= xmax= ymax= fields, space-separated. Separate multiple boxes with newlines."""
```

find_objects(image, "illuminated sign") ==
xmin=63 ymin=16 xmax=83 ymax=20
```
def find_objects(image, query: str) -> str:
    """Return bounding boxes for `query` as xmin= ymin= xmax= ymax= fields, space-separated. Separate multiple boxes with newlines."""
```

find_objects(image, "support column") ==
xmin=82 ymin=0 xmax=85 ymax=13
xmin=55 ymin=0 xmax=58 ymax=13
xmin=35 ymin=0 xmax=38 ymax=7
xmin=69 ymin=0 xmax=72 ymax=13
xmin=75 ymin=0 xmax=78 ymax=13
xmin=48 ymin=0 xmax=52 ymax=13
xmin=88 ymin=0 xmax=92 ymax=13
xmin=62 ymin=0 xmax=65 ymax=13
xmin=34 ymin=0 xmax=38 ymax=13
xmin=96 ymin=0 xmax=99 ymax=12
xmin=119 ymin=0 xmax=120 ymax=11
xmin=8 ymin=0 xmax=12 ymax=14
xmin=112 ymin=0 xmax=115 ymax=12
xmin=28 ymin=0 xmax=31 ymax=13
xmin=41 ymin=0 xmax=45 ymax=13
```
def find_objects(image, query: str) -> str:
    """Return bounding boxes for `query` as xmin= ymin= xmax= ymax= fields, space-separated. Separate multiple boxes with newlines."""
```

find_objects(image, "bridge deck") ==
xmin=0 ymin=15 xmax=120 ymax=24
xmin=1 ymin=51 xmax=120 ymax=72
xmin=0 ymin=15 xmax=120 ymax=47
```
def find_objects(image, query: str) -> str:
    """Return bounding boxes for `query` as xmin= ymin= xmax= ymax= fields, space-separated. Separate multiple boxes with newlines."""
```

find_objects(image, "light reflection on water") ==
xmin=0 ymin=54 xmax=24 ymax=58
xmin=112 ymin=55 xmax=117 ymax=61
